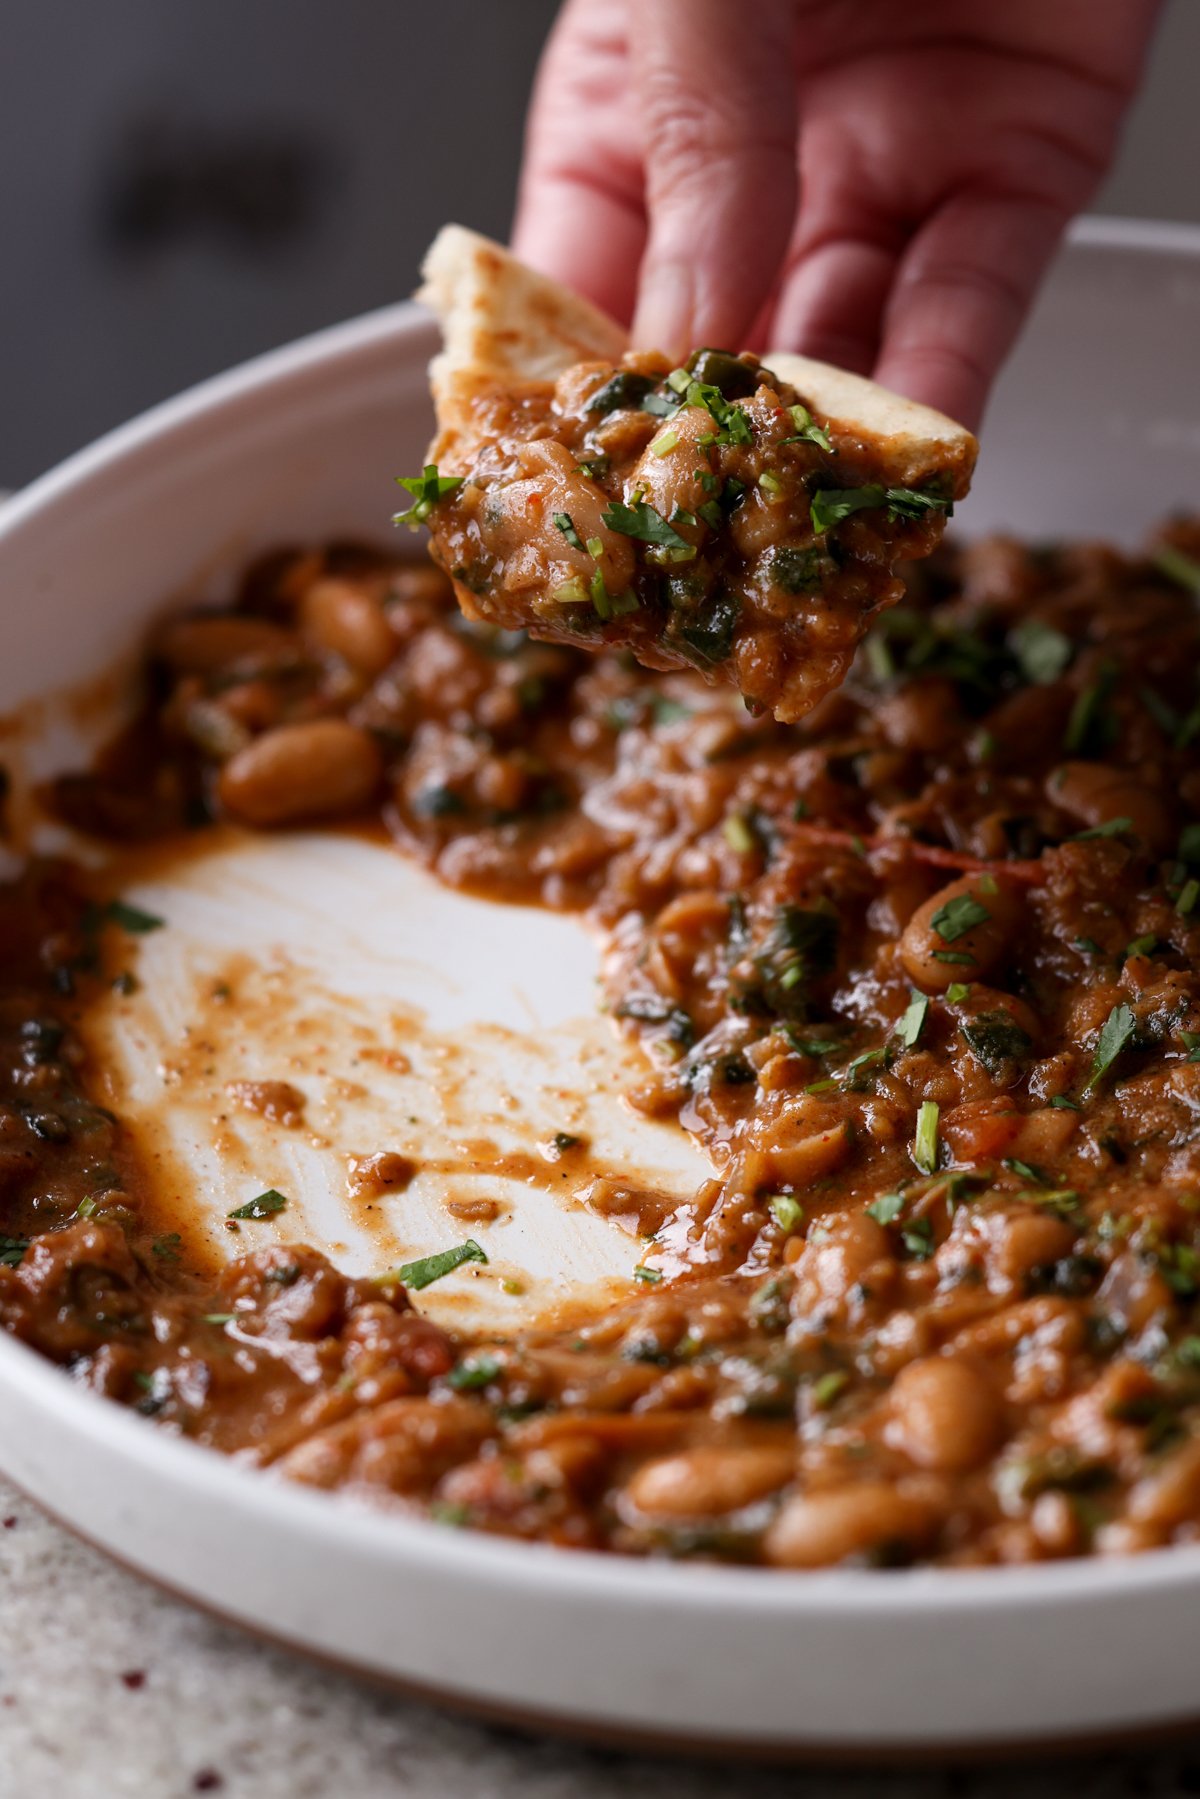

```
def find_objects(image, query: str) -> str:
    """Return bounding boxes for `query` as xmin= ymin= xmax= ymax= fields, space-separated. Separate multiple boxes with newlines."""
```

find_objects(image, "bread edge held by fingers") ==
xmin=417 ymin=224 xmax=627 ymax=471
xmin=416 ymin=224 xmax=977 ymax=492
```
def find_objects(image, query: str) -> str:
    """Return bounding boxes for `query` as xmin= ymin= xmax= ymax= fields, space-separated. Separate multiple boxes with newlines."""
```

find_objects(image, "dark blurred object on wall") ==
xmin=1 ymin=0 xmax=557 ymax=487
xmin=2 ymin=0 xmax=1197 ymax=489
xmin=99 ymin=115 xmax=337 ymax=256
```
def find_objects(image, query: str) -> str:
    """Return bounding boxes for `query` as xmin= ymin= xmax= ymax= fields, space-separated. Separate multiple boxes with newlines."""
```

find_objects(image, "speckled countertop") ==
xmin=2 ymin=1472 xmax=1199 ymax=1799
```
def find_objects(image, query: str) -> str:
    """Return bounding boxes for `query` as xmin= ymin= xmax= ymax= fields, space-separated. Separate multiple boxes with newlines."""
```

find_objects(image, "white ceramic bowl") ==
xmin=2 ymin=218 xmax=1200 ymax=1758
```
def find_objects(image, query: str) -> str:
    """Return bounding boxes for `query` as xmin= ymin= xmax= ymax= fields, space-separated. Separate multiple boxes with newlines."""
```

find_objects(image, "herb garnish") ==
xmin=809 ymin=484 xmax=948 ymax=535
xmin=601 ymin=500 xmax=694 ymax=561
xmin=1153 ymin=543 xmax=1200 ymax=596
xmin=1009 ymin=619 xmax=1072 ymax=686
xmin=1084 ymin=1003 xmax=1136 ymax=1092
xmin=1070 ymin=817 xmax=1134 ymax=842
xmin=895 ymin=990 xmax=930 ymax=1049
xmin=553 ymin=512 xmax=585 ymax=551
xmin=397 ymin=1239 xmax=488 ymax=1291
xmin=913 ymin=1101 xmax=940 ymax=1175
xmin=930 ymin=893 xmax=990 ymax=943
xmin=228 ymin=1188 xmax=288 ymax=1221
xmin=448 ymin=1353 xmax=503 ymax=1391
xmin=780 ymin=403 xmax=832 ymax=452
xmin=393 ymin=464 xmax=464 ymax=529
xmin=104 ymin=899 xmax=165 ymax=935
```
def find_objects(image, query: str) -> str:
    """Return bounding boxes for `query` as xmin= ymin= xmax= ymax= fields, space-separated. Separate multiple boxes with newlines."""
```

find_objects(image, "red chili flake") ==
xmin=2 ymin=1517 xmax=17 ymax=1530
xmin=120 ymin=1669 xmax=146 ymax=1690
xmin=193 ymin=1774 xmax=224 ymax=1793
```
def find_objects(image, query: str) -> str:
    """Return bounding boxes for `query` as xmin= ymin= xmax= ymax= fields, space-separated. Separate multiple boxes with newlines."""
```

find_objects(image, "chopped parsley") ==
xmin=227 ymin=1188 xmax=288 ymax=1221
xmin=397 ymin=1239 xmax=488 ymax=1291
xmin=393 ymin=464 xmax=464 ymax=530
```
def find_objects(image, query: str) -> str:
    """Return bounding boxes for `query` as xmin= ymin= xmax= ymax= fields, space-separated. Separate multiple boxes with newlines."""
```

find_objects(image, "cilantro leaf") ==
xmin=809 ymin=484 xmax=948 ymax=536
xmin=601 ymin=500 xmax=692 ymax=555
xmin=393 ymin=464 xmax=464 ymax=530
xmin=228 ymin=1188 xmax=288 ymax=1221
xmin=895 ymin=990 xmax=930 ymax=1049
xmin=105 ymin=899 xmax=165 ymax=935
xmin=1084 ymin=1003 xmax=1136 ymax=1093
xmin=865 ymin=1192 xmax=904 ymax=1226
xmin=397 ymin=1239 xmax=488 ymax=1291
xmin=780 ymin=403 xmax=832 ymax=452
xmin=930 ymin=893 xmax=990 ymax=943
xmin=1009 ymin=619 xmax=1073 ymax=686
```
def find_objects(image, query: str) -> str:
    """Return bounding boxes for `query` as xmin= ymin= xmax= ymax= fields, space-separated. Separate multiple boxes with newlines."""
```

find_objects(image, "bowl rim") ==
xmin=4 ymin=212 xmax=1200 ymax=1622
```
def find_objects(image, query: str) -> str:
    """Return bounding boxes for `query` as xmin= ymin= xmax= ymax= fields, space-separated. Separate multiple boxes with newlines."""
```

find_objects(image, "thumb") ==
xmin=630 ymin=0 xmax=798 ymax=357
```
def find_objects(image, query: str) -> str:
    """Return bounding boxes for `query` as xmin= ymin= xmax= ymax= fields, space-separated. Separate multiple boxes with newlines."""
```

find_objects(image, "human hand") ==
xmin=512 ymin=0 xmax=1161 ymax=429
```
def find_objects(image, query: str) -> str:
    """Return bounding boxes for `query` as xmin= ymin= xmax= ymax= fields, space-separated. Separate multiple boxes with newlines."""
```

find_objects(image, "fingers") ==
xmin=629 ymin=0 xmax=799 ymax=356
xmin=871 ymin=191 xmax=1073 ymax=430
xmin=512 ymin=0 xmax=646 ymax=325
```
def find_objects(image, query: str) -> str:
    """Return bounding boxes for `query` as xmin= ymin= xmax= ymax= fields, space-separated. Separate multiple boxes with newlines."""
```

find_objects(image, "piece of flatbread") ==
xmin=411 ymin=225 xmax=976 ymax=722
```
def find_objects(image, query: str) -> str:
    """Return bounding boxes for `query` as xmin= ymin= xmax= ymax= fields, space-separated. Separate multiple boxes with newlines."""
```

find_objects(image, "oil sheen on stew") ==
xmin=8 ymin=520 xmax=1200 ymax=1568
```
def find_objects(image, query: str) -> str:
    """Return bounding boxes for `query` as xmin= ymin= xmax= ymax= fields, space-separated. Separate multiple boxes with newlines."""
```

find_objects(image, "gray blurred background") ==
xmin=3 ymin=0 xmax=1198 ymax=489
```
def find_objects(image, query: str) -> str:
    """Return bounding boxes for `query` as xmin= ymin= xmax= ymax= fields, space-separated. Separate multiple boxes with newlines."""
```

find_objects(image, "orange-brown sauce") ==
xmin=4 ymin=519 xmax=1200 ymax=1566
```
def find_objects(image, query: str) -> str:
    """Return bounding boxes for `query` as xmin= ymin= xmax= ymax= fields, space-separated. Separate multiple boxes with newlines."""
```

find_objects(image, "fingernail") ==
xmin=632 ymin=258 xmax=694 ymax=356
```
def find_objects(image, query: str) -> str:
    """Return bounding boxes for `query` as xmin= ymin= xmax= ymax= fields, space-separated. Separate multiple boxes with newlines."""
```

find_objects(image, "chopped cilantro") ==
xmin=811 ymin=1370 xmax=849 ymax=1409
xmin=865 ymin=1192 xmax=905 ymax=1226
xmin=901 ymin=1217 xmax=935 ymax=1260
xmin=151 ymin=1232 xmax=182 ymax=1260
xmin=944 ymin=982 xmax=971 ymax=1005
xmin=1070 ymin=817 xmax=1133 ymax=842
xmin=227 ymin=1188 xmax=288 ymax=1221
xmin=810 ymin=484 xmax=948 ymax=535
xmin=1009 ymin=619 xmax=1073 ymax=686
xmin=913 ymin=1101 xmax=940 ymax=1175
xmin=1084 ymin=1003 xmax=1136 ymax=1093
xmin=553 ymin=512 xmax=585 ymax=551
xmin=1177 ymin=879 xmax=1200 ymax=918
xmin=1049 ymin=1094 xmax=1082 ymax=1110
xmin=0 ymin=1237 xmax=29 ymax=1268
xmin=105 ymin=899 xmax=165 ymax=935
xmin=895 ymin=991 xmax=929 ymax=1049
xmin=601 ymin=499 xmax=693 ymax=559
xmin=768 ymin=1195 xmax=804 ymax=1234
xmin=930 ymin=893 xmax=990 ymax=943
xmin=448 ymin=1353 xmax=503 ymax=1391
xmin=780 ymin=403 xmax=832 ymax=452
xmin=959 ymin=1011 xmax=1033 ymax=1076
xmin=393 ymin=464 xmax=464 ymax=530
xmin=632 ymin=1264 xmax=663 ymax=1285
xmin=398 ymin=1239 xmax=488 ymax=1291
xmin=1064 ymin=665 xmax=1117 ymax=757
